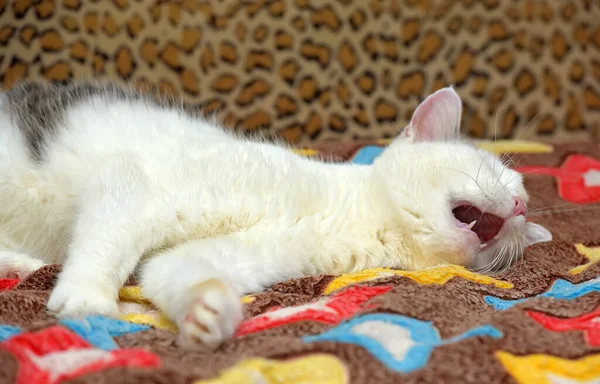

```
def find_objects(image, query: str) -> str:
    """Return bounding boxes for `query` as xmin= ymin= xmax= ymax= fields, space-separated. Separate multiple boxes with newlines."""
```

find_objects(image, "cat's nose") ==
xmin=512 ymin=196 xmax=527 ymax=217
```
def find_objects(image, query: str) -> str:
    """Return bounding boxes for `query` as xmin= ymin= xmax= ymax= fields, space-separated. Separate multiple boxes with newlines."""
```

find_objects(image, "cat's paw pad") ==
xmin=177 ymin=278 xmax=243 ymax=351
xmin=47 ymin=281 xmax=119 ymax=318
xmin=0 ymin=252 xmax=45 ymax=279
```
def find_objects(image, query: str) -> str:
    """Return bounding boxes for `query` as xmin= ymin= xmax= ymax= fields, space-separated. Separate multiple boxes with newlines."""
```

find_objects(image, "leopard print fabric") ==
xmin=1 ymin=0 xmax=599 ymax=143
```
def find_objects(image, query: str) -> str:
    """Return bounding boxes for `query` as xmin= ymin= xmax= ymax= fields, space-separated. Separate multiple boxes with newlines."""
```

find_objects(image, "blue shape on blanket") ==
xmin=0 ymin=325 xmax=22 ymax=342
xmin=485 ymin=277 xmax=600 ymax=310
xmin=352 ymin=146 xmax=385 ymax=165
xmin=303 ymin=313 xmax=502 ymax=373
xmin=60 ymin=315 xmax=150 ymax=350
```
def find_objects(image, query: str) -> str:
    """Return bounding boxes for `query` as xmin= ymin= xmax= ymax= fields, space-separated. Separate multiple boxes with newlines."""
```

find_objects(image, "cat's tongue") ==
xmin=453 ymin=205 xmax=504 ymax=243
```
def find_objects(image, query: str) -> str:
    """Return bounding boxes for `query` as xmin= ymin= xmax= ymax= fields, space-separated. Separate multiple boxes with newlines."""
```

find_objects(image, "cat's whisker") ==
xmin=475 ymin=241 xmax=506 ymax=275
xmin=515 ymin=236 xmax=524 ymax=266
xmin=498 ymin=234 xmax=522 ymax=276
xmin=528 ymin=202 xmax=578 ymax=210
xmin=475 ymin=152 xmax=489 ymax=184
xmin=509 ymin=233 xmax=531 ymax=276
xmin=499 ymin=112 xmax=542 ymax=169
xmin=501 ymin=168 xmax=548 ymax=192
xmin=493 ymin=242 xmax=515 ymax=278
xmin=528 ymin=203 xmax=582 ymax=213
xmin=438 ymin=167 xmax=487 ymax=197
xmin=494 ymin=158 xmax=509 ymax=188
xmin=514 ymin=112 xmax=542 ymax=142
xmin=490 ymin=105 xmax=509 ymax=184
xmin=527 ymin=206 xmax=600 ymax=217
xmin=493 ymin=243 xmax=509 ymax=273
xmin=530 ymin=204 xmax=600 ymax=212
xmin=501 ymin=151 xmax=520 ymax=169
xmin=516 ymin=168 xmax=591 ymax=182
xmin=475 ymin=200 xmax=496 ymax=225
xmin=516 ymin=169 xmax=548 ymax=177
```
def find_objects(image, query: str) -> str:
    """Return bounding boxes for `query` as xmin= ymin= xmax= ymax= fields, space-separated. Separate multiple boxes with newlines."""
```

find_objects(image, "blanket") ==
xmin=0 ymin=140 xmax=599 ymax=384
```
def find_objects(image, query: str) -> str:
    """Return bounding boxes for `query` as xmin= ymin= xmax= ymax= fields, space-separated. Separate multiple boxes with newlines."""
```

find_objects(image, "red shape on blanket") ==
xmin=517 ymin=154 xmax=600 ymax=204
xmin=528 ymin=308 xmax=600 ymax=346
xmin=0 ymin=279 xmax=20 ymax=291
xmin=236 ymin=285 xmax=392 ymax=337
xmin=1 ymin=325 xmax=161 ymax=384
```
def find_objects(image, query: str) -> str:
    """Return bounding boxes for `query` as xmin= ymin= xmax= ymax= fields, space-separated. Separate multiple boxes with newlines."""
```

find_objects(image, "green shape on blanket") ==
xmin=0 ymin=325 xmax=22 ymax=341
xmin=304 ymin=313 xmax=503 ymax=373
xmin=485 ymin=277 xmax=600 ymax=310
xmin=60 ymin=315 xmax=150 ymax=351
xmin=352 ymin=146 xmax=385 ymax=164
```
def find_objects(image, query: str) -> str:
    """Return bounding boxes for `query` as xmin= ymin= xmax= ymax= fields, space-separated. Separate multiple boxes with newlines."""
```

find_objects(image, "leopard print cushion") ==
xmin=1 ymin=0 xmax=599 ymax=143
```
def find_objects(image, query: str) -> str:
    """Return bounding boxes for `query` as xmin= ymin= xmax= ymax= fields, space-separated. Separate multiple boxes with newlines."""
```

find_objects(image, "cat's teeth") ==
xmin=467 ymin=220 xmax=477 ymax=230
xmin=480 ymin=243 xmax=487 ymax=248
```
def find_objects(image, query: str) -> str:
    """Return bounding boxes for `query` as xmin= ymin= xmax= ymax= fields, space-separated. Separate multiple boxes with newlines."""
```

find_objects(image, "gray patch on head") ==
xmin=3 ymin=82 xmax=201 ymax=162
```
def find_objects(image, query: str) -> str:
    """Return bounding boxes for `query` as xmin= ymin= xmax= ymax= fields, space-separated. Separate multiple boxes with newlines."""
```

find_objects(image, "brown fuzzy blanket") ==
xmin=0 ymin=140 xmax=599 ymax=384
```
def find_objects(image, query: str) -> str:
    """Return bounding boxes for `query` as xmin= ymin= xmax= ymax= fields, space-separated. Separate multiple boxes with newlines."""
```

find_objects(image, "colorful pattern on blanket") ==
xmin=0 ymin=140 xmax=599 ymax=384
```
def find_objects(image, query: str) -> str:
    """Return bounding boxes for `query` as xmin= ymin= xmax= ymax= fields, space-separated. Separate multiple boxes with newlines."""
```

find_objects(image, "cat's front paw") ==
xmin=47 ymin=280 xmax=119 ymax=318
xmin=177 ymin=278 xmax=243 ymax=351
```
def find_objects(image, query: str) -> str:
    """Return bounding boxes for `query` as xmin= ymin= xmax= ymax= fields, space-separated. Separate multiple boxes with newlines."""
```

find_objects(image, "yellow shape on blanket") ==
xmin=118 ymin=285 xmax=254 ymax=332
xmin=324 ymin=265 xmax=513 ymax=294
xmin=475 ymin=140 xmax=553 ymax=154
xmin=119 ymin=286 xmax=151 ymax=304
xmin=375 ymin=140 xmax=553 ymax=154
xmin=122 ymin=312 xmax=179 ymax=332
xmin=195 ymin=354 xmax=348 ymax=384
xmin=569 ymin=244 xmax=600 ymax=275
xmin=119 ymin=285 xmax=255 ymax=305
xmin=497 ymin=351 xmax=600 ymax=384
xmin=292 ymin=149 xmax=319 ymax=156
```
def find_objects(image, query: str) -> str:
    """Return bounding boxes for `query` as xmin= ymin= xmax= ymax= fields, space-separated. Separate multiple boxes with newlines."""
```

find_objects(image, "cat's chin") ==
xmin=467 ymin=244 xmax=503 ymax=272
xmin=466 ymin=216 xmax=528 ymax=273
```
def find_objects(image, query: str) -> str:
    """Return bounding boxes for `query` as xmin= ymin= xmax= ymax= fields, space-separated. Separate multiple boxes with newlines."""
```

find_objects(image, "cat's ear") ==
xmin=525 ymin=222 xmax=553 ymax=246
xmin=402 ymin=87 xmax=462 ymax=142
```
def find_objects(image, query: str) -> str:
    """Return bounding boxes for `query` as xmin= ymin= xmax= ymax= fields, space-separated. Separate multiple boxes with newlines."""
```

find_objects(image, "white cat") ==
xmin=0 ymin=83 xmax=551 ymax=350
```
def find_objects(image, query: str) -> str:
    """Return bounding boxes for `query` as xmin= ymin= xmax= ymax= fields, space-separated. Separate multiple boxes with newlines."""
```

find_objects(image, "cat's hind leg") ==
xmin=0 ymin=251 xmax=47 ymax=279
xmin=139 ymin=240 xmax=244 ymax=351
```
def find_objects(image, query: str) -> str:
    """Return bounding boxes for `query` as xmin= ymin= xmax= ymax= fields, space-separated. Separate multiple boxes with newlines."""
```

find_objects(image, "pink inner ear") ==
xmin=405 ymin=87 xmax=462 ymax=142
xmin=410 ymin=97 xmax=437 ymax=134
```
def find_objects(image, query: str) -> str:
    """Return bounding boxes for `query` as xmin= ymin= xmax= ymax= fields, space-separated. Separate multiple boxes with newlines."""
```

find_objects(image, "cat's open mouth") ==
xmin=452 ymin=205 xmax=504 ymax=244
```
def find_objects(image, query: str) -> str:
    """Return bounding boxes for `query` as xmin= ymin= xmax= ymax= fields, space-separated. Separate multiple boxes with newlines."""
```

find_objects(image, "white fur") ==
xmin=0 ymin=86 xmax=550 ymax=350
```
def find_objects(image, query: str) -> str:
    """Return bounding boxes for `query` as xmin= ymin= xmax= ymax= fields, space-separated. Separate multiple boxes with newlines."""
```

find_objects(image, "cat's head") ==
xmin=372 ymin=87 xmax=552 ymax=272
